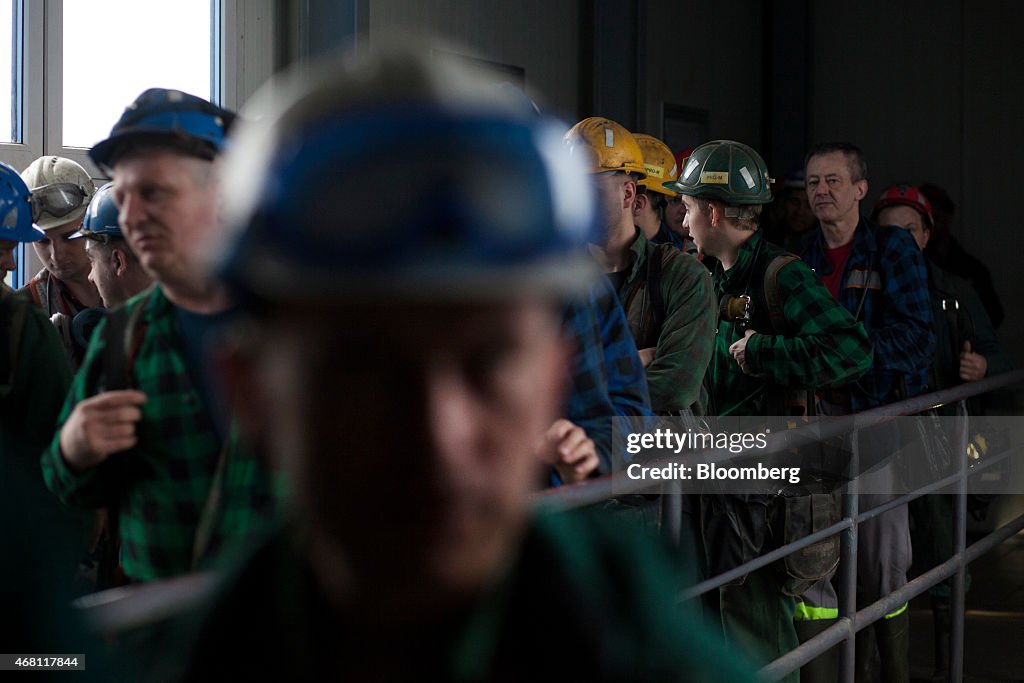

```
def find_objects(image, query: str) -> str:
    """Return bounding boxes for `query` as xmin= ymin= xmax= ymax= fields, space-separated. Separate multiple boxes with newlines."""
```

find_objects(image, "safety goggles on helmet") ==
xmin=29 ymin=182 xmax=90 ymax=224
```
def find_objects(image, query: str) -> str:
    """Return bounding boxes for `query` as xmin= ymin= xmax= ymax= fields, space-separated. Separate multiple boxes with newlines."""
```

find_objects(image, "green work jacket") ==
xmin=41 ymin=286 xmax=281 ymax=581
xmin=613 ymin=228 xmax=716 ymax=414
xmin=707 ymin=232 xmax=872 ymax=417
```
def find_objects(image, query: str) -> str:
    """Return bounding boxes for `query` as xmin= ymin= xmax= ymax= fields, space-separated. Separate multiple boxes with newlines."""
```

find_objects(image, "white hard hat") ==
xmin=20 ymin=156 xmax=95 ymax=230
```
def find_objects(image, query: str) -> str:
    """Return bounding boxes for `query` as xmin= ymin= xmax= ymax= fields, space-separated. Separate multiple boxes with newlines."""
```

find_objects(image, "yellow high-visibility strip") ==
xmin=884 ymin=603 xmax=908 ymax=619
xmin=794 ymin=601 xmax=839 ymax=621
xmin=794 ymin=601 xmax=907 ymax=621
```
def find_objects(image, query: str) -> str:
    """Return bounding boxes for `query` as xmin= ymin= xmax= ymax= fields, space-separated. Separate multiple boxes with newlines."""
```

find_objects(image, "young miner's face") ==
xmin=31 ymin=220 xmax=90 ymax=282
xmin=243 ymin=299 xmax=567 ymax=615
xmin=681 ymin=195 xmax=712 ymax=252
xmin=878 ymin=204 xmax=930 ymax=251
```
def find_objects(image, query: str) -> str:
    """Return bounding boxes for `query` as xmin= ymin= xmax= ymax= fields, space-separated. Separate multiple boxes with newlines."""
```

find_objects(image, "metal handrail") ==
xmin=537 ymin=368 xmax=1024 ymax=682
xmin=73 ymin=369 xmax=1024 ymax=682
xmin=532 ymin=368 xmax=1024 ymax=511
xmin=680 ymin=438 xmax=1023 ymax=605
xmin=761 ymin=510 xmax=1024 ymax=680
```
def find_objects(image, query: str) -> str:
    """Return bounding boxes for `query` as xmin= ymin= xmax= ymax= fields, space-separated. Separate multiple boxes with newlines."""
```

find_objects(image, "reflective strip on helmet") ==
xmin=682 ymin=157 xmax=700 ymax=180
xmin=605 ymin=128 xmax=614 ymax=147
xmin=739 ymin=166 xmax=756 ymax=189
xmin=794 ymin=601 xmax=839 ymax=621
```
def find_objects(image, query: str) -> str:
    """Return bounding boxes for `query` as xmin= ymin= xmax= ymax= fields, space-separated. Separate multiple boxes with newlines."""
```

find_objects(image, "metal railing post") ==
xmin=950 ymin=401 xmax=969 ymax=682
xmin=838 ymin=427 xmax=860 ymax=683
xmin=660 ymin=479 xmax=682 ymax=548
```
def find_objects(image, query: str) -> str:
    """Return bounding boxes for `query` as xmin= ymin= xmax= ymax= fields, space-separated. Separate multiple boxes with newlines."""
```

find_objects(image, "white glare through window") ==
xmin=62 ymin=0 xmax=214 ymax=149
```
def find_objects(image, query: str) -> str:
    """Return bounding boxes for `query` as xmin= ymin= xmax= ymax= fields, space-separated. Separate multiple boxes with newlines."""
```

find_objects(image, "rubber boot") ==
xmin=930 ymin=597 xmax=951 ymax=681
xmin=855 ymin=625 xmax=879 ymax=683
xmin=875 ymin=610 xmax=910 ymax=683
xmin=794 ymin=618 xmax=839 ymax=683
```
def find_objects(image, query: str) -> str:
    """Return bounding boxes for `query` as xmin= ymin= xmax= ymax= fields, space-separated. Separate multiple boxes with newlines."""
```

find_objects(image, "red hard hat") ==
xmin=873 ymin=184 xmax=934 ymax=228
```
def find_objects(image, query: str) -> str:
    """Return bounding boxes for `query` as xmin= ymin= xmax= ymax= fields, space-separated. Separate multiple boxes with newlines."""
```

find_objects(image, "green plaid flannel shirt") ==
xmin=41 ymin=286 xmax=281 ymax=581
xmin=708 ymin=232 xmax=872 ymax=416
xmin=614 ymin=229 xmax=716 ymax=414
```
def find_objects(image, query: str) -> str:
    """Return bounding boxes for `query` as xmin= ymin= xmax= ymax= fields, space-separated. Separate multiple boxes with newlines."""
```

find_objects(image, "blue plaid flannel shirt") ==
xmin=800 ymin=215 xmax=935 ymax=412
xmin=650 ymin=220 xmax=687 ymax=252
xmin=559 ymin=276 xmax=653 ymax=482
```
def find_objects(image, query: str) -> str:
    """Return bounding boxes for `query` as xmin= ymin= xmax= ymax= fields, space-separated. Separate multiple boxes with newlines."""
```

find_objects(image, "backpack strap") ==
xmin=192 ymin=440 xmax=230 ymax=569
xmin=95 ymin=288 xmax=155 ymax=589
xmin=763 ymin=253 xmax=799 ymax=336
xmin=100 ymin=289 xmax=155 ymax=391
xmin=643 ymin=243 xmax=683 ymax=349
xmin=760 ymin=252 xmax=817 ymax=417
xmin=101 ymin=308 xmax=129 ymax=391
xmin=645 ymin=246 xmax=666 ymax=347
xmin=28 ymin=278 xmax=45 ymax=309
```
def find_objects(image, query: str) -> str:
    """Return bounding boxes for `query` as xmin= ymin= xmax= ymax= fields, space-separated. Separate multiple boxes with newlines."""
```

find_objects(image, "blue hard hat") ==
xmin=89 ymin=88 xmax=236 ymax=170
xmin=214 ymin=46 xmax=598 ymax=304
xmin=70 ymin=182 xmax=121 ymax=241
xmin=0 ymin=162 xmax=43 ymax=242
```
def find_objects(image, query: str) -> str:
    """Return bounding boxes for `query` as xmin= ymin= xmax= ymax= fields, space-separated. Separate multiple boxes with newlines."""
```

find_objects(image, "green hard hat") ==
xmin=665 ymin=139 xmax=773 ymax=205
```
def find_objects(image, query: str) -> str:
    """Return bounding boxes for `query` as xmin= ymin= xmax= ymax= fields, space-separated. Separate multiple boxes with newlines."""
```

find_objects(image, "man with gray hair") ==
xmin=800 ymin=142 xmax=934 ymax=683
xmin=41 ymin=89 xmax=279 ymax=584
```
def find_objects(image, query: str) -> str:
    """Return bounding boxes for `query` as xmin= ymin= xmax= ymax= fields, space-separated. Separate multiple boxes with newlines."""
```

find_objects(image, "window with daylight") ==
xmin=0 ymin=0 xmax=231 ymax=288
xmin=0 ymin=0 xmax=16 ymax=145
xmin=62 ymin=0 xmax=215 ymax=150
xmin=0 ymin=0 xmax=276 ymax=289
xmin=1 ymin=0 xmax=18 ymax=287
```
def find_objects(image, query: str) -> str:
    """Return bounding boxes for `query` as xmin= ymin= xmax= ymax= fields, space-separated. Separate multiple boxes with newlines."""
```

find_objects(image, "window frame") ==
xmin=0 ymin=0 xmax=43 ymax=171
xmin=0 ymin=0 xmax=40 ymax=289
xmin=46 ymin=0 xmax=225 ymax=177
xmin=0 ymin=0 xmax=275 ymax=288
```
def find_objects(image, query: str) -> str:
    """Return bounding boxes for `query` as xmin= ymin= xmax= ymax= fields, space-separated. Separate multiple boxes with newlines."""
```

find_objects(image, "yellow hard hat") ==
xmin=633 ymin=134 xmax=679 ymax=197
xmin=563 ymin=117 xmax=646 ymax=179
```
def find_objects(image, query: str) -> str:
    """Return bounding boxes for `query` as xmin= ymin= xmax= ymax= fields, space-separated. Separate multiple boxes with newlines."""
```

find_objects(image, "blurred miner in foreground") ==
xmin=170 ymin=43 xmax=756 ymax=681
